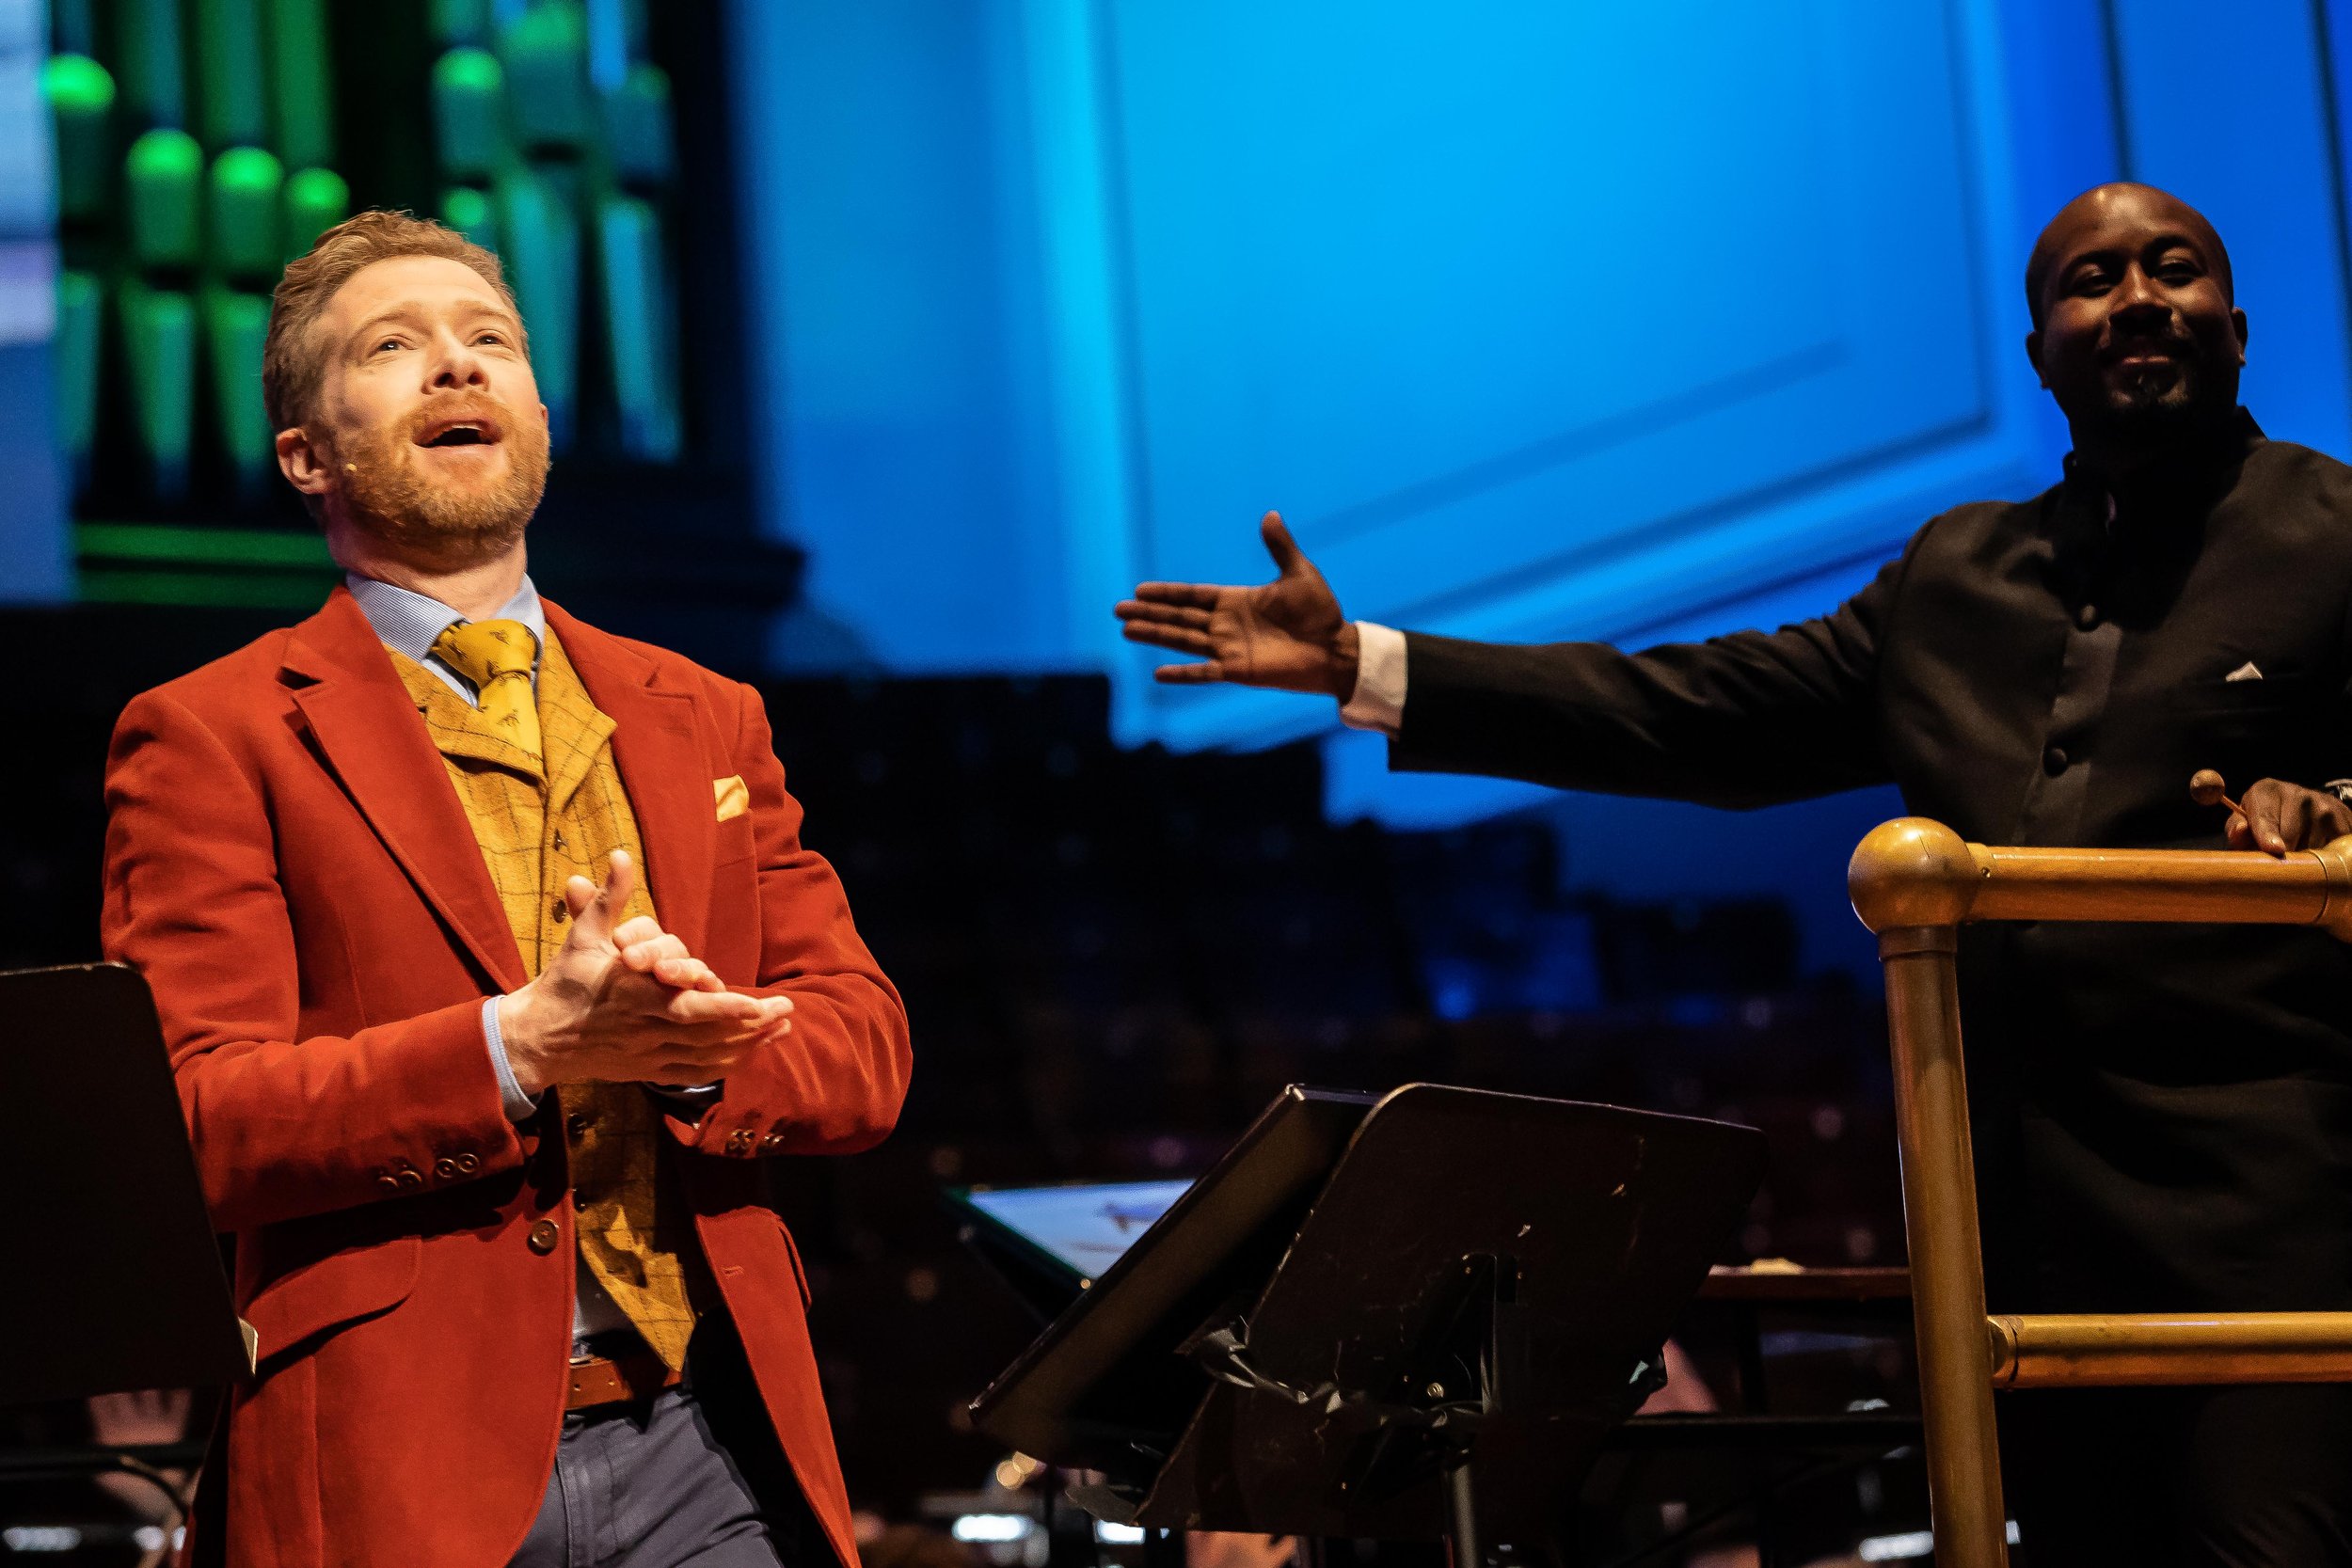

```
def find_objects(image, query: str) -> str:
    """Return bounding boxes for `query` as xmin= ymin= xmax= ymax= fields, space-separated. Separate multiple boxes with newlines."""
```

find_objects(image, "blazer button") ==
xmin=528 ymin=1219 xmax=562 ymax=1255
xmin=376 ymin=1174 xmax=401 ymax=1195
xmin=454 ymin=1152 xmax=480 ymax=1174
xmin=2075 ymin=602 xmax=2100 ymax=630
xmin=758 ymin=1132 xmax=786 ymax=1152
xmin=2042 ymin=744 xmax=2070 ymax=776
xmin=433 ymin=1156 xmax=459 ymax=1180
xmin=396 ymin=1167 xmax=424 ymax=1191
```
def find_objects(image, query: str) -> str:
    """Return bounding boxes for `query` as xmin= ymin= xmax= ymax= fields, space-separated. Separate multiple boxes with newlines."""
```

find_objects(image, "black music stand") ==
xmin=970 ymin=1083 xmax=1766 ymax=1561
xmin=0 ymin=963 xmax=249 ymax=1403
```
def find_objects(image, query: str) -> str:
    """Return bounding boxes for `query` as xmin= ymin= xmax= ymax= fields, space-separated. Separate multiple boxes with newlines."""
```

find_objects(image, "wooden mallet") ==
xmin=2189 ymin=768 xmax=2244 ymax=819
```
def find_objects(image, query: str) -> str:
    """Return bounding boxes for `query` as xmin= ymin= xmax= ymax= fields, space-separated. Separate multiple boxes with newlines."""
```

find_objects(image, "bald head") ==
xmin=2026 ymin=182 xmax=2233 ymax=329
xmin=2023 ymin=181 xmax=2247 ymax=452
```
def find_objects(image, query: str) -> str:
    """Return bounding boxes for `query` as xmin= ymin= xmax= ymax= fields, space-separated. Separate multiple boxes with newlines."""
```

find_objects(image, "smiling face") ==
xmin=276 ymin=253 xmax=550 ymax=567
xmin=2026 ymin=183 xmax=2247 ymax=446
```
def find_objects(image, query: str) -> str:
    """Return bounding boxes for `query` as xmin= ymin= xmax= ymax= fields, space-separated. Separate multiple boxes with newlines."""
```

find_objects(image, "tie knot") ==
xmin=432 ymin=619 xmax=539 ymax=690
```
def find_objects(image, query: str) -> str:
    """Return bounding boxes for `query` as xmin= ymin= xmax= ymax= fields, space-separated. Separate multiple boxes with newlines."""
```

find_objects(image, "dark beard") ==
xmin=2086 ymin=362 xmax=2235 ymax=453
xmin=326 ymin=403 xmax=549 ymax=564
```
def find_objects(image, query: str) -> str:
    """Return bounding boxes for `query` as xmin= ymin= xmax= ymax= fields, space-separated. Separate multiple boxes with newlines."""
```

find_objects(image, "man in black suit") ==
xmin=1120 ymin=183 xmax=2352 ymax=1565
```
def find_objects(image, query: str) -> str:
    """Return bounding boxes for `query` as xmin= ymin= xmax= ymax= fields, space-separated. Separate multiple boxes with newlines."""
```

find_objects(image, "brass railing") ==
xmin=1847 ymin=818 xmax=2352 ymax=1568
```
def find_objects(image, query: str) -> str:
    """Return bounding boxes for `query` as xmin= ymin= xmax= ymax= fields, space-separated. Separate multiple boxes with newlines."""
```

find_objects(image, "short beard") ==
xmin=323 ymin=402 xmax=549 ymax=567
xmin=2083 ymin=363 xmax=2230 ymax=451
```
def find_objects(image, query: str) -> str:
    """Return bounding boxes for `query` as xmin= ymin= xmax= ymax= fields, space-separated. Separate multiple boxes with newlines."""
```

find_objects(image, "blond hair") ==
xmin=263 ymin=210 xmax=523 ymax=433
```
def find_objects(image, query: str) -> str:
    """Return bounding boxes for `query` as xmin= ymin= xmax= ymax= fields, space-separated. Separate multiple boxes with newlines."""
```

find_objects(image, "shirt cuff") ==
xmin=1339 ymin=621 xmax=1407 ymax=737
xmin=481 ymin=997 xmax=543 ymax=1122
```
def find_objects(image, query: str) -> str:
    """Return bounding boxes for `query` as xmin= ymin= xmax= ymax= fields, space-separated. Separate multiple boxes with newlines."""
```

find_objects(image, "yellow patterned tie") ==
xmin=430 ymin=619 xmax=543 ymax=763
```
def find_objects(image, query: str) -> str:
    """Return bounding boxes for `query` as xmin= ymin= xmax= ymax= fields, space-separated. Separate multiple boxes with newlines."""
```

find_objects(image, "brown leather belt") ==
xmin=566 ymin=1350 xmax=684 ymax=1411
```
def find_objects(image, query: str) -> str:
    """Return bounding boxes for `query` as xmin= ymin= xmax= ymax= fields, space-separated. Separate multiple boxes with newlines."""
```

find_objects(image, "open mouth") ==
xmin=2103 ymin=340 xmax=2189 ymax=368
xmin=415 ymin=417 xmax=501 ymax=449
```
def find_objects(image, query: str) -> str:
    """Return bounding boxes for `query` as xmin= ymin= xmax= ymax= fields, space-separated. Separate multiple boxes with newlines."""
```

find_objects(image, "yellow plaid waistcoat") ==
xmin=390 ymin=627 xmax=701 ymax=1369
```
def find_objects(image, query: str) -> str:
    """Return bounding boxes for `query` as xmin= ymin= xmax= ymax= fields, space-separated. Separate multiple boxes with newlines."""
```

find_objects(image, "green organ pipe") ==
xmin=205 ymin=287 xmax=276 ymax=499
xmin=596 ymin=195 xmax=680 ymax=463
xmin=601 ymin=62 xmax=673 ymax=190
xmin=434 ymin=0 xmax=490 ymax=48
xmin=119 ymin=281 xmax=198 ymax=501
xmin=210 ymin=148 xmax=284 ymax=281
xmin=502 ymin=1 xmax=592 ymax=154
xmin=54 ymin=272 xmax=103 ymax=484
xmin=127 ymin=129 xmax=203 ymax=270
xmin=282 ymin=166 xmax=350 ymax=261
xmin=112 ymin=0 xmax=186 ymax=128
xmin=265 ymin=0 xmax=334 ymax=169
xmin=195 ymin=0 xmax=268 ymax=150
xmin=433 ymin=48 xmax=506 ymax=182
xmin=442 ymin=184 xmax=498 ymax=251
xmin=42 ymin=55 xmax=116 ymax=224
xmin=496 ymin=165 xmax=580 ymax=450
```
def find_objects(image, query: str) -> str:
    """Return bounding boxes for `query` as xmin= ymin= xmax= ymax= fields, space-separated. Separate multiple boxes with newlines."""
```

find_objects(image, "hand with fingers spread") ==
xmin=495 ymin=849 xmax=793 ymax=1094
xmin=2226 ymin=777 xmax=2352 ymax=857
xmin=1115 ymin=511 xmax=1362 ymax=697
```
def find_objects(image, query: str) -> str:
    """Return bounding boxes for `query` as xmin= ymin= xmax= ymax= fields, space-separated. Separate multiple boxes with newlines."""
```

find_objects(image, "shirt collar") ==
xmin=345 ymin=572 xmax=546 ymax=669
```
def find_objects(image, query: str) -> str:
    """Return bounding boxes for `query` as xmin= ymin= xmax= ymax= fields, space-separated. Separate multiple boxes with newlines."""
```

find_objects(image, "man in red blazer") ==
xmin=102 ymin=211 xmax=911 ymax=1568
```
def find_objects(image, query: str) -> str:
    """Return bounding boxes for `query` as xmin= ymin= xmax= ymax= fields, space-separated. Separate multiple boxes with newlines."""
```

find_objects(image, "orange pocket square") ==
xmin=713 ymin=775 xmax=749 ymax=821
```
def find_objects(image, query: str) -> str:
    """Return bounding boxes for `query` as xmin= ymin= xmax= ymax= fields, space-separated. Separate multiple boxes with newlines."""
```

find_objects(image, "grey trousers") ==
xmin=508 ymin=1332 xmax=818 ymax=1568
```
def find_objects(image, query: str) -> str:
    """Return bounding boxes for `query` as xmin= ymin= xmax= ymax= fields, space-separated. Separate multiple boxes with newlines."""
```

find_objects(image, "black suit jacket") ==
xmin=1394 ymin=417 xmax=2352 ymax=1312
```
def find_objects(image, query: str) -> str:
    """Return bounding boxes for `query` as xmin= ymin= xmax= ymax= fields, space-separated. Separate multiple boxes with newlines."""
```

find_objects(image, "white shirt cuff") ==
xmin=482 ymin=997 xmax=543 ymax=1122
xmin=1339 ymin=621 xmax=1407 ymax=736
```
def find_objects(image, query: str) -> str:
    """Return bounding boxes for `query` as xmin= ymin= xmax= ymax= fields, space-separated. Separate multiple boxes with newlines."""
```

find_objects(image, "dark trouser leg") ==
xmin=2002 ymin=1386 xmax=2352 ymax=1568
xmin=507 ymin=1327 xmax=817 ymax=1568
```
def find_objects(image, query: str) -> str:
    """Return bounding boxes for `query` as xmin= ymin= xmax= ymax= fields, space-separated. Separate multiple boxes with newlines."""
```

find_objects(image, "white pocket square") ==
xmin=2224 ymin=662 xmax=2264 ymax=682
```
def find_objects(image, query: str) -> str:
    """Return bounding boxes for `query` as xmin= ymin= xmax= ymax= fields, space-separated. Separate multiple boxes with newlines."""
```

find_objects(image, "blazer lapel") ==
xmin=282 ymin=589 xmax=530 ymax=992
xmin=546 ymin=601 xmax=715 ymax=959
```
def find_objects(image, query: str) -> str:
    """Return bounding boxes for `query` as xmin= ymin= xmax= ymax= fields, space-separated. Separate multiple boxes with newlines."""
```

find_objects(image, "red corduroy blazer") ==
xmin=100 ymin=587 xmax=911 ymax=1568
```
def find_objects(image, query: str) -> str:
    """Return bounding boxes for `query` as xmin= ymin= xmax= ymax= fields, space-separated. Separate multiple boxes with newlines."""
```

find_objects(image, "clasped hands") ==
xmin=495 ymin=850 xmax=790 ymax=1096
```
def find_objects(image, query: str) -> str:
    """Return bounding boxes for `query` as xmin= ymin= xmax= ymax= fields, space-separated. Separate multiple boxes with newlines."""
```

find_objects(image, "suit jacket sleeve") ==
xmin=1391 ymin=531 xmax=1925 ymax=808
xmin=677 ymin=683 xmax=912 ymax=1158
xmin=102 ymin=689 xmax=525 ymax=1234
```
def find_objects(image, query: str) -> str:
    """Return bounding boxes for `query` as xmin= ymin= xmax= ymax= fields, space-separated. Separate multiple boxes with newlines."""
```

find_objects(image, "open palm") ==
xmin=1114 ymin=512 xmax=1357 ymax=696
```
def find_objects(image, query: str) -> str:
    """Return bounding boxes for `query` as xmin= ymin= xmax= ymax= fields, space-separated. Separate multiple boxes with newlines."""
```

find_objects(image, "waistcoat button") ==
xmin=2042 ymin=744 xmax=2070 ymax=776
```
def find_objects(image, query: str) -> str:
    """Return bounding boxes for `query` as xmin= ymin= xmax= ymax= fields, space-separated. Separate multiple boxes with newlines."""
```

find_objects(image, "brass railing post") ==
xmin=1880 ymin=923 xmax=2008 ymax=1568
xmin=1851 ymin=819 xmax=2007 ymax=1567
xmin=1851 ymin=817 xmax=2352 ymax=1564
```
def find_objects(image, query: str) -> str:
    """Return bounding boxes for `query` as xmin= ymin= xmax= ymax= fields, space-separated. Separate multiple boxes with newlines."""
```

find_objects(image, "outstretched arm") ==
xmin=1120 ymin=509 xmax=1916 ymax=810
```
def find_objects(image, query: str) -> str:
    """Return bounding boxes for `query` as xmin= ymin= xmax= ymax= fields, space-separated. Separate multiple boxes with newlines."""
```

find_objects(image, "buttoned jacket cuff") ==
xmin=1339 ymin=621 xmax=1408 ymax=736
xmin=481 ymin=997 xmax=543 ymax=1122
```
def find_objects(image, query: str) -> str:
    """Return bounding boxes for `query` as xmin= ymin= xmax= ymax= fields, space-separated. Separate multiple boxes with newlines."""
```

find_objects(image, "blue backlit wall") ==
xmin=732 ymin=0 xmax=2352 ymax=839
